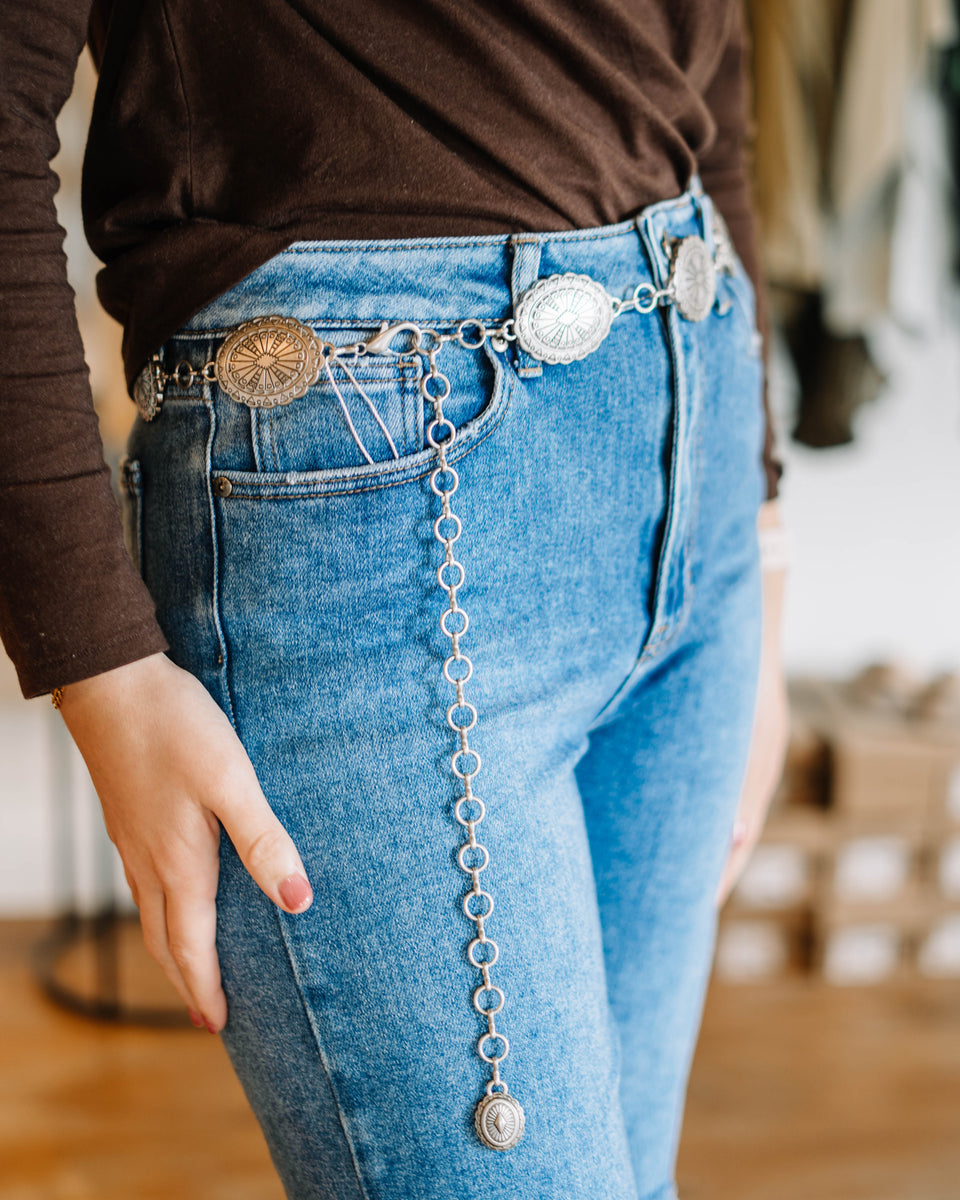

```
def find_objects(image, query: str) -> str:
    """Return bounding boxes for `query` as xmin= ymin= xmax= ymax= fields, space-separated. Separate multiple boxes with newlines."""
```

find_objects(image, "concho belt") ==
xmin=132 ymin=229 xmax=734 ymax=419
xmin=131 ymin=227 xmax=733 ymax=1152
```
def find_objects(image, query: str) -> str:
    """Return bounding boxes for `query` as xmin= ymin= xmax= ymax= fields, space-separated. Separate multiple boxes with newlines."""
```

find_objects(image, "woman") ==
xmin=0 ymin=2 xmax=788 ymax=1197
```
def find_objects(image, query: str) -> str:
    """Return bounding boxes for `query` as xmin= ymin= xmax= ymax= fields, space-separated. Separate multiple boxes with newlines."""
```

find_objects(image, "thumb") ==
xmin=213 ymin=775 xmax=313 ymax=914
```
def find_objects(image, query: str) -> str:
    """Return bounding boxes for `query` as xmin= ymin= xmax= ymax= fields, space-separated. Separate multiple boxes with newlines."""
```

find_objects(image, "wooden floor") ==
xmin=2 ymin=920 xmax=958 ymax=1200
xmin=678 ymin=975 xmax=960 ymax=1200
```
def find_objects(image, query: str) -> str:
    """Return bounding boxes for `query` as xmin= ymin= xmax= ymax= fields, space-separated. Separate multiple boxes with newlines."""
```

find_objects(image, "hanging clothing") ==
xmin=747 ymin=0 xmax=954 ymax=446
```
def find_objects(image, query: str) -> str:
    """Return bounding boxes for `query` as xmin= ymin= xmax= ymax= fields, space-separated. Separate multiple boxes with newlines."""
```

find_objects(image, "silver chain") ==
xmin=141 ymin=275 xmax=674 ymax=422
xmin=413 ymin=332 xmax=526 ymax=1151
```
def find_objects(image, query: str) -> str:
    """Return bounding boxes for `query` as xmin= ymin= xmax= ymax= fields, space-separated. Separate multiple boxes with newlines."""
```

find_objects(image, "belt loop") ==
xmin=509 ymin=235 xmax=543 ymax=378
xmin=634 ymin=212 xmax=667 ymax=290
xmin=698 ymin=190 xmax=717 ymax=257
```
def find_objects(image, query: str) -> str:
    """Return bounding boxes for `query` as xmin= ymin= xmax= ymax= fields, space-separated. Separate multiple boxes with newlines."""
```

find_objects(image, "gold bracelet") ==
xmin=51 ymin=687 xmax=64 ymax=710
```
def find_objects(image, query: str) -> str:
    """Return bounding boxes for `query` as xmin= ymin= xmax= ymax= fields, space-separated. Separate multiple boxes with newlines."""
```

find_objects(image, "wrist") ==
xmin=55 ymin=652 xmax=170 ymax=720
xmin=757 ymin=499 xmax=793 ymax=573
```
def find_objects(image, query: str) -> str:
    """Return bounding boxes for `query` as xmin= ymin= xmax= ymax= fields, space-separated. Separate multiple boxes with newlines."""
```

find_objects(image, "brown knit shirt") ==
xmin=0 ymin=0 xmax=778 ymax=699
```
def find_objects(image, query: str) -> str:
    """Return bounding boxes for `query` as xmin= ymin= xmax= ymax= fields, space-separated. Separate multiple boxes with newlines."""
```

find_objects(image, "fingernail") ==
xmin=279 ymin=873 xmax=313 ymax=912
xmin=188 ymin=1009 xmax=205 ymax=1029
xmin=732 ymin=819 xmax=748 ymax=846
xmin=204 ymin=1018 xmax=220 ymax=1035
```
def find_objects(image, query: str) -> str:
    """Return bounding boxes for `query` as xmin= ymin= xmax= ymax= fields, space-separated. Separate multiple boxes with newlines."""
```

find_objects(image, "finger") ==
xmin=213 ymin=779 xmax=313 ymax=914
xmin=121 ymin=862 xmax=141 ymax=909
xmin=165 ymin=890 xmax=227 ymax=1032
xmin=137 ymin=887 xmax=201 ymax=1015
xmin=715 ymin=822 xmax=754 ymax=907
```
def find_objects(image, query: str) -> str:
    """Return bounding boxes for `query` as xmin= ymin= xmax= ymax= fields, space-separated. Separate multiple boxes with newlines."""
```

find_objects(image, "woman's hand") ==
xmin=57 ymin=652 xmax=313 ymax=1032
xmin=715 ymin=501 xmax=790 ymax=907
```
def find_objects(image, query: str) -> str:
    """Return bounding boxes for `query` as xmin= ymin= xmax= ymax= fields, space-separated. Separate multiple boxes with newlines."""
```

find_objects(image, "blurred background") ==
xmin=2 ymin=3 xmax=960 ymax=1197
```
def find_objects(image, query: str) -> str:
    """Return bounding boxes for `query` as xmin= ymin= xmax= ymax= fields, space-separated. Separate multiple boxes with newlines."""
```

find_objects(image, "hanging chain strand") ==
xmin=420 ymin=339 xmax=526 ymax=1152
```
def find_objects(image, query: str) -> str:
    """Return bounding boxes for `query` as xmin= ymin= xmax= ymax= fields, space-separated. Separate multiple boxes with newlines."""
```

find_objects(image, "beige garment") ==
xmin=827 ymin=0 xmax=954 ymax=329
xmin=749 ymin=0 xmax=843 ymax=290
xmin=748 ymin=0 xmax=954 ymax=327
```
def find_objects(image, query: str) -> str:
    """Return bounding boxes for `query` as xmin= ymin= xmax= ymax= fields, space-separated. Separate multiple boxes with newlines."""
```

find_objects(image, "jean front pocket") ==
xmin=251 ymin=346 xmax=424 ymax=475
xmin=212 ymin=332 xmax=514 ymax=501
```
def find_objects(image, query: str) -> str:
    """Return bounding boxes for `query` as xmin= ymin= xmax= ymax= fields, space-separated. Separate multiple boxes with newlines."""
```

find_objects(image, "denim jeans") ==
xmin=121 ymin=183 xmax=766 ymax=1200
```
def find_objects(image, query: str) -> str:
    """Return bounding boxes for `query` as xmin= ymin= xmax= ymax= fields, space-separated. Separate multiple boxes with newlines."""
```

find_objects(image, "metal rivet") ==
xmin=213 ymin=476 xmax=233 ymax=497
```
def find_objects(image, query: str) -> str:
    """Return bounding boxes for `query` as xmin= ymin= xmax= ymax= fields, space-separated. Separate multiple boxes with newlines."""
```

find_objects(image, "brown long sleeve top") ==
xmin=0 ymin=0 xmax=779 ymax=700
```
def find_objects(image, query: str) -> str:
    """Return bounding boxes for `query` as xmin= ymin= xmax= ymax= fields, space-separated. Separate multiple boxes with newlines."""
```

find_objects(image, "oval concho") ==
xmin=215 ymin=315 xmax=321 ymax=408
xmin=474 ymin=1090 xmax=525 ymax=1151
xmin=132 ymin=357 xmax=163 ymax=422
xmin=514 ymin=272 xmax=613 ymax=365
xmin=670 ymin=236 xmax=716 ymax=323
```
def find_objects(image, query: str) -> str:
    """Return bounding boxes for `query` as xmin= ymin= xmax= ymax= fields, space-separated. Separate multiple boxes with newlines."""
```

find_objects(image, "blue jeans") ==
xmin=122 ymin=184 xmax=766 ymax=1200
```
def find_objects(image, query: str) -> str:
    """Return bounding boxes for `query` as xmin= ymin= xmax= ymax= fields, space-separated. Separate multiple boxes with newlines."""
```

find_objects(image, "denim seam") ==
xmin=509 ymin=234 xmax=544 ymax=377
xmin=249 ymin=410 xmax=264 ymax=473
xmin=637 ymin=318 xmax=702 ymax=667
xmin=268 ymin=410 xmax=281 ymax=471
xmin=119 ymin=457 xmax=145 ymax=576
xmin=588 ymin=315 xmax=697 ymax=728
xmin=269 ymin=412 xmax=279 ymax=471
xmin=635 ymin=312 xmax=689 ymax=666
xmin=686 ymin=335 xmax=707 ymax=591
xmin=280 ymin=220 xmax=645 ymax=254
xmin=133 ymin=471 xmax=144 ymax=577
xmin=270 ymin=906 xmax=372 ymax=1200
xmin=402 ymin=370 xmax=419 ymax=455
xmin=204 ymin=391 xmax=238 ymax=727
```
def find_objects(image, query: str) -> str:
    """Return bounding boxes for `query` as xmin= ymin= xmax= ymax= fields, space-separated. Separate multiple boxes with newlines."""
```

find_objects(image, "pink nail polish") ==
xmin=279 ymin=873 xmax=313 ymax=911
xmin=188 ymin=1009 xmax=205 ymax=1029
xmin=204 ymin=1018 xmax=220 ymax=1035
xmin=732 ymin=818 xmax=748 ymax=846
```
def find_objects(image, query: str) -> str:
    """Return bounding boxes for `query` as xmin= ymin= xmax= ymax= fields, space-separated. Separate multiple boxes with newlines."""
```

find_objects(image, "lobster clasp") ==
xmin=365 ymin=321 xmax=425 ymax=356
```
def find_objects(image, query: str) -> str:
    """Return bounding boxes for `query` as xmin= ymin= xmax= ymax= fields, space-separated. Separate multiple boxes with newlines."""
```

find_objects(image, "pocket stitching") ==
xmin=216 ymin=382 xmax=513 ymax=501
xmin=215 ymin=351 xmax=514 ymax=499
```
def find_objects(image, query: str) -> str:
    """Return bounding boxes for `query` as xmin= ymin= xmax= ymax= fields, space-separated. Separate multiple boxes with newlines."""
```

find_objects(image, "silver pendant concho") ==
xmin=669 ymin=236 xmax=716 ymax=323
xmin=514 ymin=272 xmax=614 ymax=364
xmin=474 ymin=1090 xmax=526 ymax=1151
xmin=215 ymin=315 xmax=321 ymax=408
xmin=132 ymin=357 xmax=164 ymax=422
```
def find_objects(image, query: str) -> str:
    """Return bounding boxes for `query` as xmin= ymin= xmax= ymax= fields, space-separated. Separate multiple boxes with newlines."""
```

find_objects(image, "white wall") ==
xmin=777 ymin=318 xmax=960 ymax=679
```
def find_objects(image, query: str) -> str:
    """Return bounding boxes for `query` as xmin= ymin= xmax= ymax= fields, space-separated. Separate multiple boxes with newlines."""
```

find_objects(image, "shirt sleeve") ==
xmin=697 ymin=0 xmax=783 ymax=502
xmin=0 ymin=0 xmax=168 ymax=700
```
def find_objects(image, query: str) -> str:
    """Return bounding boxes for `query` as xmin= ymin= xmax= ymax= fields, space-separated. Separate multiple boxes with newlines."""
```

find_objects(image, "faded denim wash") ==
xmin=121 ymin=183 xmax=766 ymax=1200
